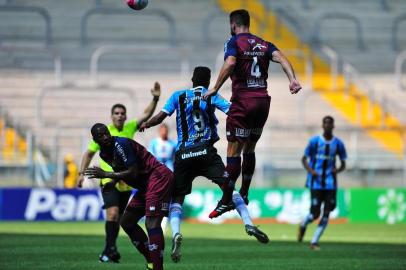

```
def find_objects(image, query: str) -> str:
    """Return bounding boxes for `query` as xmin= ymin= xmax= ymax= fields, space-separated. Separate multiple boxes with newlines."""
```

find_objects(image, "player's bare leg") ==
xmin=100 ymin=206 xmax=121 ymax=263
xmin=120 ymin=210 xmax=152 ymax=267
xmin=209 ymin=141 xmax=244 ymax=218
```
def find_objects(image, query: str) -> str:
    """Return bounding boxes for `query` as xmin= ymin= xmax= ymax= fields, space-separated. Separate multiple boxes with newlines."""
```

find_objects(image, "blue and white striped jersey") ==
xmin=148 ymin=138 xmax=177 ymax=171
xmin=304 ymin=135 xmax=347 ymax=190
xmin=162 ymin=86 xmax=230 ymax=151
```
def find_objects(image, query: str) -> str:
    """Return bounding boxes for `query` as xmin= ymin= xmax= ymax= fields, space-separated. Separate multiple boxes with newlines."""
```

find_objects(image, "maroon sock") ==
xmin=126 ymin=224 xmax=151 ymax=263
xmin=240 ymin=153 xmax=256 ymax=196
xmin=221 ymin=156 xmax=241 ymax=203
xmin=147 ymin=227 xmax=165 ymax=270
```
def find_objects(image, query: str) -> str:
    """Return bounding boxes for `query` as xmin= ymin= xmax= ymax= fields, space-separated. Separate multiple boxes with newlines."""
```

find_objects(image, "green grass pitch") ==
xmin=0 ymin=222 xmax=405 ymax=270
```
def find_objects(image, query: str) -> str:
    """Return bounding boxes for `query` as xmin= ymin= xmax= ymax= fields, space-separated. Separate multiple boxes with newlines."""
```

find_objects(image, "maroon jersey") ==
xmin=224 ymin=33 xmax=279 ymax=100
xmin=99 ymin=136 xmax=172 ymax=190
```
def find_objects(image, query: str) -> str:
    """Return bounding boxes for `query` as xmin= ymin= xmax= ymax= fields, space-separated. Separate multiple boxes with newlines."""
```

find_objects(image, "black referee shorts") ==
xmin=173 ymin=144 xmax=225 ymax=197
xmin=101 ymin=188 xmax=132 ymax=214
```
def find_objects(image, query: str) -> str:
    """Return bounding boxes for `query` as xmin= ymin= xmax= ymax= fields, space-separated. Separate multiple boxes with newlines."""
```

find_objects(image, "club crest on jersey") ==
xmin=248 ymin=39 xmax=256 ymax=44
xmin=253 ymin=43 xmax=267 ymax=50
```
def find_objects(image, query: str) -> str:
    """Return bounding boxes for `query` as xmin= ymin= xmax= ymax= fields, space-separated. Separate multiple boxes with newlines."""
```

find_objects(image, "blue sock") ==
xmin=301 ymin=213 xmax=314 ymax=228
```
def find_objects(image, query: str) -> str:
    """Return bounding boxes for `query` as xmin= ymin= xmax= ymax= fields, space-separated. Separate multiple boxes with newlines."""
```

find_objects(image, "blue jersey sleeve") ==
xmin=148 ymin=139 xmax=157 ymax=156
xmin=337 ymin=140 xmax=347 ymax=161
xmin=162 ymin=92 xmax=178 ymax=116
xmin=211 ymin=94 xmax=230 ymax=114
xmin=304 ymin=137 xmax=317 ymax=158
xmin=224 ymin=36 xmax=237 ymax=60
xmin=268 ymin=42 xmax=279 ymax=59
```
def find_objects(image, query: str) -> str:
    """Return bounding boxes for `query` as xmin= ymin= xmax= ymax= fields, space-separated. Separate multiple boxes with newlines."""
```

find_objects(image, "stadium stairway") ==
xmin=216 ymin=0 xmax=406 ymax=158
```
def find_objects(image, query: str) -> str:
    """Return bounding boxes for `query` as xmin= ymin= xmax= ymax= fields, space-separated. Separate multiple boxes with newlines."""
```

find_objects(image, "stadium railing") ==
xmin=311 ymin=12 xmax=365 ymax=51
xmin=89 ymin=45 xmax=191 ymax=86
xmin=0 ymin=5 xmax=52 ymax=47
xmin=291 ymin=0 xmax=390 ymax=11
xmin=395 ymin=49 xmax=406 ymax=92
xmin=0 ymin=45 xmax=62 ymax=84
xmin=80 ymin=7 xmax=177 ymax=46
xmin=35 ymin=84 xmax=137 ymax=128
xmin=391 ymin=13 xmax=406 ymax=51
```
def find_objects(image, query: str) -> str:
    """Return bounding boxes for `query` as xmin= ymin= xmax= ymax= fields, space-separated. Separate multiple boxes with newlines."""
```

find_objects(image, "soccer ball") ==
xmin=127 ymin=0 xmax=148 ymax=10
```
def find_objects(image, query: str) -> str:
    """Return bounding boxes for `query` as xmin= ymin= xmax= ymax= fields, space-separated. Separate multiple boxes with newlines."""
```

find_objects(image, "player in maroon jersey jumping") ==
xmin=204 ymin=9 xmax=302 ymax=218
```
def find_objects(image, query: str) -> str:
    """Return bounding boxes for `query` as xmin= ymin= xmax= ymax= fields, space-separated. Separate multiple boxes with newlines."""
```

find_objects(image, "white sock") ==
xmin=311 ymin=216 xmax=329 ymax=244
xmin=232 ymin=191 xmax=253 ymax=226
xmin=301 ymin=213 xmax=314 ymax=228
xmin=169 ymin=203 xmax=182 ymax=238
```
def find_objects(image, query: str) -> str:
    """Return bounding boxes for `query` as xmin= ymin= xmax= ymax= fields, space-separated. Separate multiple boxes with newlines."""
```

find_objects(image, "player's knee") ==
xmin=243 ymin=141 xmax=257 ymax=153
xmin=106 ymin=207 xmax=120 ymax=221
xmin=120 ymin=212 xmax=136 ymax=233
xmin=310 ymin=207 xmax=321 ymax=220
xmin=145 ymin=216 xmax=162 ymax=230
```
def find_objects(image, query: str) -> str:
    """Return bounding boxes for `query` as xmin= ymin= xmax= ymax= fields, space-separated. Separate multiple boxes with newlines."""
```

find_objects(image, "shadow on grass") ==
xmin=0 ymin=233 xmax=405 ymax=270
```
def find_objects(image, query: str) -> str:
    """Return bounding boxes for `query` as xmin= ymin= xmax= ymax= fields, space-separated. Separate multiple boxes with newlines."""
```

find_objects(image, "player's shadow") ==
xmin=1 ymin=233 xmax=405 ymax=270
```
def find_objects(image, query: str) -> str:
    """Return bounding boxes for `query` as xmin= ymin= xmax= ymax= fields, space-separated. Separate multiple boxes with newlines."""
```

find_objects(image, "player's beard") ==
xmin=230 ymin=26 xmax=236 ymax=36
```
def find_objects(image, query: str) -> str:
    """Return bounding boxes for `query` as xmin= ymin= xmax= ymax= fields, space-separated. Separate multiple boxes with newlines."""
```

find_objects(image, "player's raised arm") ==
xmin=139 ymin=111 xmax=168 ymax=132
xmin=271 ymin=50 xmax=302 ymax=94
xmin=136 ymin=82 xmax=161 ymax=126
xmin=203 ymin=56 xmax=236 ymax=99
xmin=77 ymin=149 xmax=96 ymax=188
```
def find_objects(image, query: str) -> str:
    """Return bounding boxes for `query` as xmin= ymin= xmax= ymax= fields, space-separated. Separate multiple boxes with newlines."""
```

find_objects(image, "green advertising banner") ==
xmin=183 ymin=188 xmax=349 ymax=224
xmin=182 ymin=188 xmax=406 ymax=224
xmin=349 ymin=189 xmax=406 ymax=224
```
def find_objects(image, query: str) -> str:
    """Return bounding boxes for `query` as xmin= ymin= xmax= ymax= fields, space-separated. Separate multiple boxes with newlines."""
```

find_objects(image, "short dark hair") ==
xmin=111 ymin=104 xmax=126 ymax=115
xmin=323 ymin=115 xmax=334 ymax=123
xmin=91 ymin=123 xmax=107 ymax=137
xmin=192 ymin=66 xmax=211 ymax=88
xmin=230 ymin=9 xmax=250 ymax=27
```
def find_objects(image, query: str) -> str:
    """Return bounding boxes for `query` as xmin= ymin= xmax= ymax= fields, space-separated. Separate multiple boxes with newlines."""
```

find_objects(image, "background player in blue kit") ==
xmin=148 ymin=123 xmax=177 ymax=171
xmin=298 ymin=116 xmax=347 ymax=250
xmin=140 ymin=66 xmax=269 ymax=263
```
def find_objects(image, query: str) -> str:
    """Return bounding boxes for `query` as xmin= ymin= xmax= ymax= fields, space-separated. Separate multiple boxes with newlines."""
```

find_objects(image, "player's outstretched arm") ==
xmin=77 ymin=150 xmax=96 ymax=188
xmin=136 ymin=82 xmax=161 ymax=126
xmin=139 ymin=111 xmax=168 ymax=132
xmin=85 ymin=163 xmax=138 ymax=182
xmin=271 ymin=51 xmax=302 ymax=94
xmin=203 ymin=56 xmax=236 ymax=99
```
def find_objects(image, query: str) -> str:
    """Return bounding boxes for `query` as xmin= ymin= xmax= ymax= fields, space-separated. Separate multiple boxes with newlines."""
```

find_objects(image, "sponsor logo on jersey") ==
xmin=253 ymin=43 xmax=267 ymax=50
xmin=181 ymin=149 xmax=207 ymax=159
xmin=247 ymin=78 xmax=266 ymax=88
xmin=115 ymin=142 xmax=128 ymax=163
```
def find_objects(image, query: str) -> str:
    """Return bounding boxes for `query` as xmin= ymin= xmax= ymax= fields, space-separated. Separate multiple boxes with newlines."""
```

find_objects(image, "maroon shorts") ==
xmin=226 ymin=95 xmax=271 ymax=143
xmin=126 ymin=166 xmax=174 ymax=217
